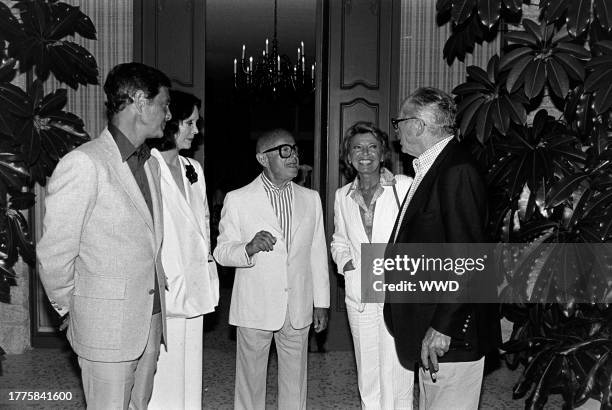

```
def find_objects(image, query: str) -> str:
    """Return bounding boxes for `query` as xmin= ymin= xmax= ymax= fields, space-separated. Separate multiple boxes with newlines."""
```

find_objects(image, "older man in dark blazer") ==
xmin=384 ymin=87 xmax=500 ymax=409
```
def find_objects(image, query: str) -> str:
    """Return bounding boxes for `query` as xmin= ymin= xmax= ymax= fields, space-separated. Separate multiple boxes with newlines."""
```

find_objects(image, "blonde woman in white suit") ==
xmin=331 ymin=122 xmax=414 ymax=409
xmin=149 ymin=90 xmax=219 ymax=410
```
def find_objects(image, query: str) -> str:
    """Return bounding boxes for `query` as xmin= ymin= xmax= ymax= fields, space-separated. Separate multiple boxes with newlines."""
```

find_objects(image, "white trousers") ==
xmin=235 ymin=311 xmax=309 ymax=410
xmin=347 ymin=303 xmax=414 ymax=410
xmin=149 ymin=315 xmax=204 ymax=410
xmin=418 ymin=357 xmax=484 ymax=410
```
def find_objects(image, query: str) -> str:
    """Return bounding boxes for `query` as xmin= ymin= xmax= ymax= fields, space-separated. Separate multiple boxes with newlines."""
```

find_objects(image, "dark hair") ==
xmin=146 ymin=90 xmax=202 ymax=151
xmin=103 ymin=62 xmax=171 ymax=120
xmin=150 ymin=90 xmax=202 ymax=151
xmin=407 ymin=87 xmax=457 ymax=136
xmin=340 ymin=121 xmax=390 ymax=180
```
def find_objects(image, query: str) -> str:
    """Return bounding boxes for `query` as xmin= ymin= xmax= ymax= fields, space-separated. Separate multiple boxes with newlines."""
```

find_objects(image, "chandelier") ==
xmin=233 ymin=0 xmax=315 ymax=101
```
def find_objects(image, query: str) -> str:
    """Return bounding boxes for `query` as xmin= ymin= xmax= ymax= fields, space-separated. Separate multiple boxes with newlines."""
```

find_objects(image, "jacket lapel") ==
xmin=145 ymin=157 xmax=163 ymax=245
xmin=152 ymin=150 xmax=204 ymax=239
xmin=346 ymin=191 xmax=369 ymax=243
xmin=181 ymin=158 xmax=208 ymax=241
xmin=394 ymin=140 xmax=457 ymax=241
xmin=99 ymin=129 xmax=154 ymax=233
xmin=291 ymin=183 xmax=305 ymax=239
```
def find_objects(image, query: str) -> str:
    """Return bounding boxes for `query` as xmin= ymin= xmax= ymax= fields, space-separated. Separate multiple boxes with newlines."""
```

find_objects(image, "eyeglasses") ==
xmin=391 ymin=117 xmax=421 ymax=131
xmin=261 ymin=143 xmax=299 ymax=158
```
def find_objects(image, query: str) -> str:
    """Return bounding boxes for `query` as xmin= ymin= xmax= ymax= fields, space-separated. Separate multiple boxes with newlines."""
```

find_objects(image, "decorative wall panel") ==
xmin=153 ymin=0 xmax=195 ymax=87
xmin=341 ymin=0 xmax=380 ymax=89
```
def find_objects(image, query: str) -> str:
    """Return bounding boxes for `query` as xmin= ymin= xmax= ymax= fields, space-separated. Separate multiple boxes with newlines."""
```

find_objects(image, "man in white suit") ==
xmin=38 ymin=63 xmax=171 ymax=410
xmin=214 ymin=129 xmax=330 ymax=410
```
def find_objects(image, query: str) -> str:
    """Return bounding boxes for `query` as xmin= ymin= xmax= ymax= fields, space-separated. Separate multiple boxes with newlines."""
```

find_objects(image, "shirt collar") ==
xmin=260 ymin=172 xmax=292 ymax=192
xmin=347 ymin=167 xmax=396 ymax=195
xmin=108 ymin=123 xmax=151 ymax=164
xmin=412 ymin=135 xmax=453 ymax=175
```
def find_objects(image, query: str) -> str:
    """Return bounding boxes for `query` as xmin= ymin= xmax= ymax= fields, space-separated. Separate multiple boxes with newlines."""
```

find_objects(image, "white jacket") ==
xmin=214 ymin=176 xmax=330 ymax=331
xmin=331 ymin=173 xmax=412 ymax=310
xmin=152 ymin=149 xmax=219 ymax=318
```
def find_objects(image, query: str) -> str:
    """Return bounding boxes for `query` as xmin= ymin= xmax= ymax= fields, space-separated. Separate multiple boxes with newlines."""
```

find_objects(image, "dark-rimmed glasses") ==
xmin=261 ymin=143 xmax=299 ymax=158
xmin=391 ymin=117 xmax=421 ymax=131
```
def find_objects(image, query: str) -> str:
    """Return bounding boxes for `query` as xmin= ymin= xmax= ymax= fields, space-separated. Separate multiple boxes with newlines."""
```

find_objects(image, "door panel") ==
xmin=134 ymin=0 xmax=206 ymax=165
xmin=324 ymin=0 xmax=400 ymax=350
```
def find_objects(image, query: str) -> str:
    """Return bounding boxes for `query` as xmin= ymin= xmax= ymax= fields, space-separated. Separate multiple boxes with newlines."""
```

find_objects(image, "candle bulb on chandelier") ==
xmin=302 ymin=56 xmax=305 ymax=73
xmin=311 ymin=64 xmax=314 ymax=81
xmin=301 ymin=41 xmax=305 ymax=58
xmin=233 ymin=58 xmax=237 ymax=75
xmin=277 ymin=55 xmax=280 ymax=71
xmin=242 ymin=44 xmax=245 ymax=60
xmin=265 ymin=38 xmax=269 ymax=55
xmin=249 ymin=56 xmax=253 ymax=72
xmin=297 ymin=47 xmax=301 ymax=61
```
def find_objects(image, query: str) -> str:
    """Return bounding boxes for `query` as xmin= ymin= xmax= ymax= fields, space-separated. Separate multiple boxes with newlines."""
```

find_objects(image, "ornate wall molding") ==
xmin=340 ymin=0 xmax=380 ymax=90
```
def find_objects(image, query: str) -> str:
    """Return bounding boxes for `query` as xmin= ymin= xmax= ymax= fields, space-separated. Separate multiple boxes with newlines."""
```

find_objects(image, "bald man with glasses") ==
xmin=214 ymin=128 xmax=330 ymax=410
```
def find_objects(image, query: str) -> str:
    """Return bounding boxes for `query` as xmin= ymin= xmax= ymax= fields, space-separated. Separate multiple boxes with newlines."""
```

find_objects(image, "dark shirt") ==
xmin=108 ymin=124 xmax=161 ymax=315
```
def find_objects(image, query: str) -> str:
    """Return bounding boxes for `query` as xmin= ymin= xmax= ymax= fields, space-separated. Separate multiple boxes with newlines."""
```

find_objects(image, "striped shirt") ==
xmin=261 ymin=173 xmax=293 ymax=248
xmin=393 ymin=135 xmax=454 ymax=243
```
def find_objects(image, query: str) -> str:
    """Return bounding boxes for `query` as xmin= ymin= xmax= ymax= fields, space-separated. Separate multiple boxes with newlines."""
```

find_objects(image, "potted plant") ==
xmin=436 ymin=0 xmax=612 ymax=408
xmin=0 ymin=0 xmax=98 ymax=363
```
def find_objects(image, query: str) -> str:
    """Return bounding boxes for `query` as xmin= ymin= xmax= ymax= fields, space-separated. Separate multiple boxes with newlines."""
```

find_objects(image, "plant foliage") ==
xmin=0 ymin=0 xmax=97 ymax=303
xmin=438 ymin=0 xmax=612 ymax=408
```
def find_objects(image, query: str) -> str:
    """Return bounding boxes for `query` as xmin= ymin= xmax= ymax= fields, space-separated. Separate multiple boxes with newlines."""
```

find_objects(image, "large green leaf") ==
xmin=499 ymin=46 xmax=533 ymax=71
xmin=555 ymin=42 xmax=592 ymax=59
xmin=8 ymin=1 xmax=98 ymax=89
xmin=451 ymin=0 xmax=476 ymax=25
xmin=502 ymin=94 xmax=527 ymax=125
xmin=8 ymin=80 xmax=89 ymax=186
xmin=546 ymin=173 xmax=589 ymax=209
xmin=575 ymin=351 xmax=610 ymax=405
xmin=0 ymin=2 xmax=22 ymax=41
xmin=475 ymin=100 xmax=494 ymax=143
xmin=0 ymin=82 xmax=30 ymax=117
xmin=505 ymin=31 xmax=539 ymax=47
xmin=546 ymin=58 xmax=570 ymax=99
xmin=593 ymin=82 xmax=612 ymax=114
xmin=477 ymin=0 xmax=500 ymax=28
xmin=553 ymin=52 xmax=586 ymax=81
xmin=595 ymin=0 xmax=612 ymax=32
xmin=506 ymin=54 xmax=531 ymax=93
xmin=523 ymin=19 xmax=544 ymax=43
xmin=524 ymin=60 xmax=547 ymax=99
xmin=567 ymin=0 xmax=593 ymax=37
xmin=458 ymin=95 xmax=485 ymax=136
xmin=542 ymin=0 xmax=569 ymax=24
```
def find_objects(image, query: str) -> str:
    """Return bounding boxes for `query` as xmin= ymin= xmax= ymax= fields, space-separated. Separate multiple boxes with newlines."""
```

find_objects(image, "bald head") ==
xmin=256 ymin=129 xmax=294 ymax=153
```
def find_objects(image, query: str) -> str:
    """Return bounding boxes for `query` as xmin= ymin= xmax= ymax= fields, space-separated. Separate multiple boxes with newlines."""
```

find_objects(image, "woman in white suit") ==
xmin=331 ymin=122 xmax=414 ymax=409
xmin=149 ymin=90 xmax=219 ymax=410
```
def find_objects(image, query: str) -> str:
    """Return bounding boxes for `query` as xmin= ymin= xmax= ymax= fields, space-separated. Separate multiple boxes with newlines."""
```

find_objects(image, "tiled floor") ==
xmin=1 ymin=291 xmax=566 ymax=409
